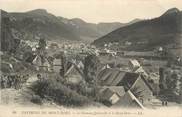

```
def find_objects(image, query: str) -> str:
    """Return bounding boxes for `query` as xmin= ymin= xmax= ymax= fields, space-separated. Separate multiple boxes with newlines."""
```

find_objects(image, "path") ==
xmin=0 ymin=74 xmax=61 ymax=108
xmin=0 ymin=74 xmax=38 ymax=107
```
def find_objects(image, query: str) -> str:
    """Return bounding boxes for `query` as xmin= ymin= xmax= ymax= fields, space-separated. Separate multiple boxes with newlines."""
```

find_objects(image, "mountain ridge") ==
xmin=1 ymin=9 xmax=139 ymax=43
xmin=92 ymin=8 xmax=182 ymax=51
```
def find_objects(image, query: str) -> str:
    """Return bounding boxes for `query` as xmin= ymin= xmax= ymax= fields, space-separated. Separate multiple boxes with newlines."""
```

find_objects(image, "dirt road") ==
xmin=0 ymin=74 xmax=61 ymax=108
xmin=0 ymin=74 xmax=38 ymax=107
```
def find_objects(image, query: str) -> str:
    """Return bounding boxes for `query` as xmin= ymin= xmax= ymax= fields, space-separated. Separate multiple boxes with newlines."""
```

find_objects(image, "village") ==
xmin=1 ymin=37 xmax=182 ymax=109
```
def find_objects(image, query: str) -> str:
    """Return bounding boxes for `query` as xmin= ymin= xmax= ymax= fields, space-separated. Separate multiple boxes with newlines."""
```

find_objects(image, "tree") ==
xmin=165 ymin=70 xmax=182 ymax=102
xmin=37 ymin=37 xmax=47 ymax=66
xmin=59 ymin=52 xmax=67 ymax=78
xmin=38 ymin=37 xmax=47 ymax=50
xmin=83 ymin=54 xmax=100 ymax=85
xmin=29 ymin=78 xmax=90 ymax=107
xmin=159 ymin=68 xmax=167 ymax=90
xmin=179 ymin=75 xmax=182 ymax=103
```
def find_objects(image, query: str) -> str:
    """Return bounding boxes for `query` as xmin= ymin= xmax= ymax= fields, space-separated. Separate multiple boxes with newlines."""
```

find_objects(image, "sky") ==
xmin=0 ymin=0 xmax=182 ymax=23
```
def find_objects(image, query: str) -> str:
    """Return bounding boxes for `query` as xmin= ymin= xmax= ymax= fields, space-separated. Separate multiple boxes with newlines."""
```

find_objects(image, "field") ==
xmin=99 ymin=55 xmax=168 ymax=73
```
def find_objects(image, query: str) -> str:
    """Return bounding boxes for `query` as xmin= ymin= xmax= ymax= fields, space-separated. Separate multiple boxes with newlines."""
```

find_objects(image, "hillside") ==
xmin=66 ymin=18 xmax=140 ymax=42
xmin=0 ymin=10 xmax=20 ymax=52
xmin=1 ymin=9 xmax=138 ymax=43
xmin=93 ymin=8 xmax=182 ymax=51
xmin=7 ymin=9 xmax=81 ymax=41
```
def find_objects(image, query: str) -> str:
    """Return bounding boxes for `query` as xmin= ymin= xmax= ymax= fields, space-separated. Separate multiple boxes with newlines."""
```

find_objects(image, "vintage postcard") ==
xmin=0 ymin=0 xmax=182 ymax=117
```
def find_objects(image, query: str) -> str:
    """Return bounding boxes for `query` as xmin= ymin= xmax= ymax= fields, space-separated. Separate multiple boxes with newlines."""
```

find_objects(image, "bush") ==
xmin=30 ymin=78 xmax=91 ymax=107
xmin=31 ymin=95 xmax=43 ymax=105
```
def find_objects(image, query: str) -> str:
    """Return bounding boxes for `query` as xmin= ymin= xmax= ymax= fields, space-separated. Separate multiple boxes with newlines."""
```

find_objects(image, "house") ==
xmin=25 ymin=54 xmax=51 ymax=71
xmin=1 ymin=62 xmax=14 ymax=73
xmin=128 ymin=59 xmax=141 ymax=71
xmin=100 ymin=64 xmax=111 ymax=71
xmin=25 ymin=54 xmax=37 ymax=64
xmin=75 ymin=60 xmax=84 ymax=70
xmin=116 ymin=51 xmax=125 ymax=56
xmin=99 ymin=49 xmax=117 ymax=57
xmin=112 ymin=90 xmax=145 ymax=109
xmin=30 ymin=55 xmax=63 ymax=73
xmin=133 ymin=66 xmax=148 ymax=78
xmin=98 ymin=68 xmax=154 ymax=104
xmin=97 ymin=68 xmax=126 ymax=86
xmin=52 ymin=58 xmax=62 ymax=73
xmin=125 ymin=41 xmax=132 ymax=46
xmin=120 ymin=72 xmax=154 ymax=104
xmin=32 ymin=55 xmax=51 ymax=71
xmin=124 ymin=51 xmax=155 ymax=58
xmin=63 ymin=61 xmax=84 ymax=85
xmin=98 ymin=86 xmax=125 ymax=106
xmin=49 ymin=42 xmax=59 ymax=50
xmin=147 ymin=73 xmax=160 ymax=95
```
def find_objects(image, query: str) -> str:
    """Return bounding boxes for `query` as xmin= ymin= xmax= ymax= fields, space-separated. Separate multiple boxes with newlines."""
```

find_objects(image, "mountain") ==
xmin=1 ymin=9 xmax=139 ymax=43
xmin=0 ymin=9 xmax=20 ymax=52
xmin=66 ymin=18 xmax=140 ymax=42
xmin=93 ymin=8 xmax=182 ymax=51
xmin=6 ymin=9 xmax=81 ymax=41
xmin=61 ymin=18 xmax=101 ymax=41
xmin=66 ymin=18 xmax=124 ymax=42
xmin=97 ymin=19 xmax=140 ymax=35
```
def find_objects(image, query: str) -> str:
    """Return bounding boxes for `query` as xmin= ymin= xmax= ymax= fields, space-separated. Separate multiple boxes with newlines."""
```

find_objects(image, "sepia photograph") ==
xmin=0 ymin=0 xmax=182 ymax=117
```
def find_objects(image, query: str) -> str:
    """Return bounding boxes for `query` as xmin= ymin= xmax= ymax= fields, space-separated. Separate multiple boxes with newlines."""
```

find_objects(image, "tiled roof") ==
xmin=117 ymin=72 xmax=139 ymax=87
xmin=97 ymin=68 xmax=126 ymax=86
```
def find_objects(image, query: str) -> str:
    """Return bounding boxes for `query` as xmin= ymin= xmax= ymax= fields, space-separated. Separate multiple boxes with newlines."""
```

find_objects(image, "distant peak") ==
xmin=129 ymin=18 xmax=141 ymax=23
xmin=0 ymin=9 xmax=7 ymax=13
xmin=162 ymin=8 xmax=180 ymax=16
xmin=0 ymin=9 xmax=9 ymax=16
xmin=70 ymin=18 xmax=86 ymax=24
xmin=27 ymin=9 xmax=48 ymax=14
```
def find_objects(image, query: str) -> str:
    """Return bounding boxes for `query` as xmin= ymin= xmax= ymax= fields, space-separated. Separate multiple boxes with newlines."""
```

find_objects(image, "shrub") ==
xmin=30 ymin=78 xmax=91 ymax=107
xmin=31 ymin=95 xmax=43 ymax=105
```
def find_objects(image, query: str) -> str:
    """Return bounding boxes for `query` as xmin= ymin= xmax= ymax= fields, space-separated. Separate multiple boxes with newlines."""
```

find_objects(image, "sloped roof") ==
xmin=97 ymin=68 xmax=126 ymax=86
xmin=64 ymin=64 xmax=75 ymax=76
xmin=120 ymin=72 xmax=154 ymax=98
xmin=133 ymin=66 xmax=148 ymax=77
xmin=119 ymin=72 xmax=140 ymax=88
xmin=100 ymin=86 xmax=125 ymax=98
xmin=125 ymin=51 xmax=154 ymax=57
xmin=64 ymin=62 xmax=84 ymax=78
xmin=53 ymin=59 xmax=62 ymax=66
xmin=47 ymin=56 xmax=55 ymax=64
xmin=112 ymin=90 xmax=145 ymax=109
xmin=103 ymin=89 xmax=116 ymax=100
xmin=76 ymin=61 xmax=84 ymax=70
xmin=25 ymin=54 xmax=37 ymax=63
xmin=98 ymin=68 xmax=153 ymax=96
xmin=32 ymin=55 xmax=41 ymax=65
xmin=139 ymin=75 xmax=154 ymax=92
xmin=129 ymin=59 xmax=140 ymax=67
xmin=127 ymin=90 xmax=145 ymax=109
